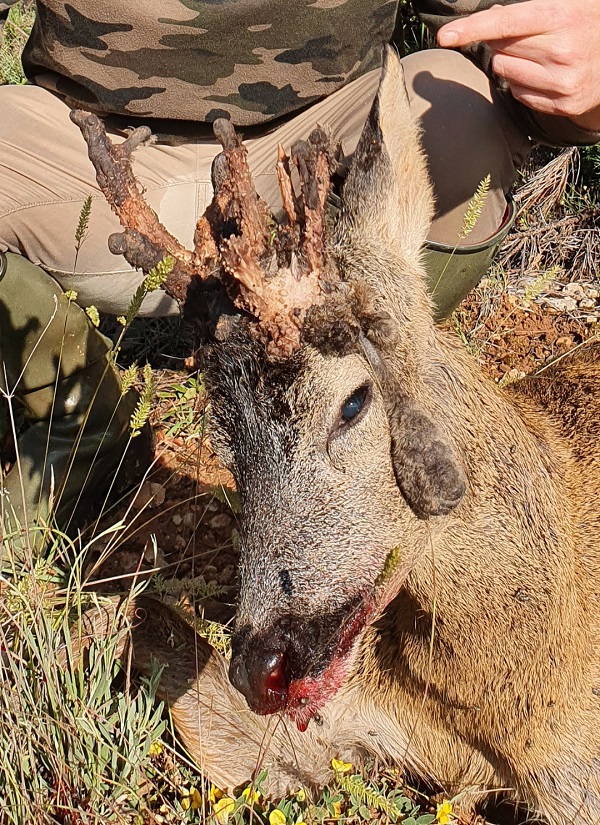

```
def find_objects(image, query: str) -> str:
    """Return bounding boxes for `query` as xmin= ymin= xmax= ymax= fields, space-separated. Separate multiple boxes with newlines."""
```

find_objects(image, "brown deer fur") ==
xmin=74 ymin=47 xmax=600 ymax=824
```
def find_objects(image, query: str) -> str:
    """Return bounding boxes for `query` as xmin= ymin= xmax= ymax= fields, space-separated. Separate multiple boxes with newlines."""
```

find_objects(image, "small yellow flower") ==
xmin=181 ymin=786 xmax=202 ymax=811
xmin=65 ymin=289 xmax=78 ymax=301
xmin=295 ymin=788 xmax=306 ymax=802
xmin=148 ymin=740 xmax=163 ymax=757
xmin=331 ymin=801 xmax=342 ymax=818
xmin=117 ymin=315 xmax=127 ymax=326
xmin=436 ymin=800 xmax=453 ymax=825
xmin=210 ymin=785 xmax=224 ymax=804
xmin=213 ymin=796 xmax=235 ymax=824
xmin=241 ymin=786 xmax=261 ymax=804
xmin=331 ymin=758 xmax=352 ymax=774
xmin=85 ymin=305 xmax=100 ymax=327
xmin=269 ymin=809 xmax=287 ymax=825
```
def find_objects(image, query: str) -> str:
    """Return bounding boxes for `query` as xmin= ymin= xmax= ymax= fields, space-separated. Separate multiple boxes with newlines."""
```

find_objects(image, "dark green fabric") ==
xmin=0 ymin=253 xmax=144 ymax=554
xmin=425 ymin=197 xmax=517 ymax=321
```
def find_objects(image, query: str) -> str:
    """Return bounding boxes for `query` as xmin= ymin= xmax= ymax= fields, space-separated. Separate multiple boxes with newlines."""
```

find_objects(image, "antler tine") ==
xmin=73 ymin=109 xmax=337 ymax=357
xmin=70 ymin=109 xmax=206 ymax=307
xmin=107 ymin=229 xmax=195 ymax=304
xmin=276 ymin=144 xmax=299 ymax=226
xmin=291 ymin=127 xmax=332 ymax=274
xmin=210 ymin=118 xmax=271 ymax=255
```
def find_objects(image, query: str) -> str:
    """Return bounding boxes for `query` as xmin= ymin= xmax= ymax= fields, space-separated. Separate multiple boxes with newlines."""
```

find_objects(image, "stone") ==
xmin=131 ymin=480 xmax=166 ymax=509
xmin=555 ymin=336 xmax=573 ymax=348
xmin=209 ymin=512 xmax=232 ymax=530
xmin=563 ymin=282 xmax=585 ymax=300
xmin=544 ymin=296 xmax=578 ymax=313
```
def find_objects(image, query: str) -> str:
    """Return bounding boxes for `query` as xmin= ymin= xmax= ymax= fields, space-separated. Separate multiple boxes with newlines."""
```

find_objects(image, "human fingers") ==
xmin=500 ymin=80 xmax=564 ymax=115
xmin=481 ymin=33 xmax=563 ymax=62
xmin=491 ymin=51 xmax=559 ymax=93
xmin=437 ymin=0 xmax=558 ymax=47
xmin=491 ymin=48 xmax=599 ymax=117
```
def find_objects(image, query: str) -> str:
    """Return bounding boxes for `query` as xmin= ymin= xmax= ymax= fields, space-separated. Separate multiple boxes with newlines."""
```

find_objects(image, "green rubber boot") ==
xmin=0 ymin=252 xmax=152 ymax=557
xmin=425 ymin=197 xmax=516 ymax=321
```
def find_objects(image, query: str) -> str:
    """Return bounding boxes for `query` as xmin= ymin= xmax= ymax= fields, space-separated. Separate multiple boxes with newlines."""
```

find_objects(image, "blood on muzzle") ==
xmin=229 ymin=642 xmax=291 ymax=714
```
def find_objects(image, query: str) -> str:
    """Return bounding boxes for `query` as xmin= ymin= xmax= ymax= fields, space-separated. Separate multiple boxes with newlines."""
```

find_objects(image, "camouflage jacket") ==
xmin=0 ymin=0 xmax=598 ymax=145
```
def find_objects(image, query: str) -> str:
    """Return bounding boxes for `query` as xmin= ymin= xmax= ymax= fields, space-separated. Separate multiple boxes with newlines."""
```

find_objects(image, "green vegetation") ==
xmin=1 ymin=560 xmax=168 ymax=822
xmin=579 ymin=144 xmax=600 ymax=190
xmin=0 ymin=0 xmax=33 ymax=84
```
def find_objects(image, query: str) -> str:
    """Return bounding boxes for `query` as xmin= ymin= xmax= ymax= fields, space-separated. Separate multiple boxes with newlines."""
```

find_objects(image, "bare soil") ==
xmin=454 ymin=291 xmax=595 ymax=383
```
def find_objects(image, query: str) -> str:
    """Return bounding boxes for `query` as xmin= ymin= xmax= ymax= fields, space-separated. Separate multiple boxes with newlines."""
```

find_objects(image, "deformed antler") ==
xmin=71 ymin=110 xmax=338 ymax=356
xmin=70 ymin=111 xmax=213 ymax=304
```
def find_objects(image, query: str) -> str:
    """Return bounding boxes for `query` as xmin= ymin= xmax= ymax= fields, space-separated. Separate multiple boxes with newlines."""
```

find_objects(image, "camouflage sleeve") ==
xmin=0 ymin=0 xmax=20 ymax=45
xmin=411 ymin=0 xmax=600 ymax=148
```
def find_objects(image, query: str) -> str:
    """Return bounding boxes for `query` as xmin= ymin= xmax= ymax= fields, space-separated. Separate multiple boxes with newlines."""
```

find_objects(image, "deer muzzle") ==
xmin=229 ymin=645 xmax=291 ymax=714
xmin=229 ymin=596 xmax=376 ymax=727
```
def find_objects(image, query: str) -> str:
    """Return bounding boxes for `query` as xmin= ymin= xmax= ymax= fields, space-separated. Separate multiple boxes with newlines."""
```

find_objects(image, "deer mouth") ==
xmin=230 ymin=595 xmax=378 ymax=730
xmin=231 ymin=547 xmax=407 ymax=728
xmin=281 ymin=552 xmax=407 ymax=728
xmin=283 ymin=599 xmax=376 ymax=730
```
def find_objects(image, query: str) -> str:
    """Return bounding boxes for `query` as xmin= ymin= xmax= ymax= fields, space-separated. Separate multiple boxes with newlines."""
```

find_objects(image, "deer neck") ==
xmin=357 ymin=328 xmax=581 ymax=773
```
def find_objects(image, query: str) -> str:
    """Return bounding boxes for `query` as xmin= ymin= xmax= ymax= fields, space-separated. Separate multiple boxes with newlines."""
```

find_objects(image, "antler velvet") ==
xmin=71 ymin=110 xmax=338 ymax=356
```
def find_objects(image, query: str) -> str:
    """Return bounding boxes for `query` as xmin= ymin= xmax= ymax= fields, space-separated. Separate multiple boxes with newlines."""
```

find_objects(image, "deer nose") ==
xmin=229 ymin=647 xmax=290 ymax=714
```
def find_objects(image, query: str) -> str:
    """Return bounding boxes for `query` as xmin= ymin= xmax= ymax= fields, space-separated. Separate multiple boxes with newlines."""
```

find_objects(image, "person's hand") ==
xmin=437 ymin=0 xmax=600 ymax=131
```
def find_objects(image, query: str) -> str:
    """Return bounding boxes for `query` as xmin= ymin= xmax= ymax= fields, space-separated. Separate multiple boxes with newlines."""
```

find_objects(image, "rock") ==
xmin=544 ymin=296 xmax=578 ymax=313
xmin=587 ymin=287 xmax=599 ymax=300
xmin=585 ymin=315 xmax=598 ymax=325
xmin=183 ymin=512 xmax=196 ymax=529
xmin=579 ymin=297 xmax=597 ymax=310
xmin=555 ymin=336 xmax=573 ymax=348
xmin=131 ymin=480 xmax=166 ymax=509
xmin=172 ymin=514 xmax=183 ymax=526
xmin=149 ymin=483 xmax=166 ymax=507
xmin=209 ymin=512 xmax=232 ymax=530
xmin=563 ymin=282 xmax=585 ymax=300
xmin=501 ymin=368 xmax=526 ymax=385
xmin=144 ymin=543 xmax=167 ymax=568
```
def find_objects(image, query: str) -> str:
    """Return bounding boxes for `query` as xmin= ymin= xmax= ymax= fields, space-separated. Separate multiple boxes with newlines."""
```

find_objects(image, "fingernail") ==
xmin=439 ymin=30 xmax=459 ymax=46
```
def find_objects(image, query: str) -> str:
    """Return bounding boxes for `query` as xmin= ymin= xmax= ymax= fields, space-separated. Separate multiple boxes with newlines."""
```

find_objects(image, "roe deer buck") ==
xmin=72 ymin=45 xmax=600 ymax=824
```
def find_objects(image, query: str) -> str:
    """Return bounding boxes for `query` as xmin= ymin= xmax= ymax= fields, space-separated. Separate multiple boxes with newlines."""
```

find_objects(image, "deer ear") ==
xmin=338 ymin=45 xmax=433 ymax=264
xmin=388 ymin=400 xmax=467 ymax=519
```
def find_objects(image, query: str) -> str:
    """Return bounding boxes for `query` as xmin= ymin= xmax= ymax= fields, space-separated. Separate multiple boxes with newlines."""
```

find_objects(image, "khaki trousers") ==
xmin=0 ymin=49 xmax=532 ymax=317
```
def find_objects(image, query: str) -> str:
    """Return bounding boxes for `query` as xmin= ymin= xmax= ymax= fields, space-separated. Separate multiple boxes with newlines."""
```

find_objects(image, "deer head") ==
xmin=74 ymin=46 xmax=467 ymax=730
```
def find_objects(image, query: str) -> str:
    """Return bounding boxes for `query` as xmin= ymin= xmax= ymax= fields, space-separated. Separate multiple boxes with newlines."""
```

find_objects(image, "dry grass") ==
xmin=499 ymin=147 xmax=600 ymax=284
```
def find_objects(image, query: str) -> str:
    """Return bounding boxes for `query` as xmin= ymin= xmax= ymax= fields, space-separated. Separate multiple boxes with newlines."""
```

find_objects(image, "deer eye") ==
xmin=340 ymin=383 xmax=371 ymax=424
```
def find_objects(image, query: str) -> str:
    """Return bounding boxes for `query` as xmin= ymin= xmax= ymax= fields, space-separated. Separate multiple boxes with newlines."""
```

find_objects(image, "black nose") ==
xmin=229 ymin=646 xmax=290 ymax=713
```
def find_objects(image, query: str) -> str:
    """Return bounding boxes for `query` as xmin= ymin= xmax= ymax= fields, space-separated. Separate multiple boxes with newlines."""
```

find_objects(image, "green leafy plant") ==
xmin=0 ymin=555 xmax=169 ymax=823
xmin=0 ymin=1 xmax=35 ymax=85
